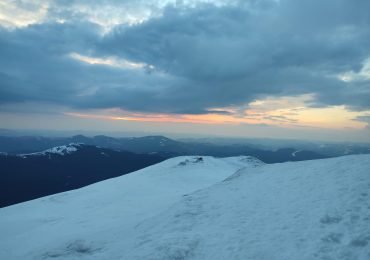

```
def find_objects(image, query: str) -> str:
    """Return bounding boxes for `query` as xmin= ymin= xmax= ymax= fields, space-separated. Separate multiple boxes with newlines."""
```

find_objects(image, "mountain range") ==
xmin=2 ymin=135 xmax=369 ymax=207
xmin=0 ymin=144 xmax=164 ymax=207
xmin=0 ymin=135 xmax=328 ymax=163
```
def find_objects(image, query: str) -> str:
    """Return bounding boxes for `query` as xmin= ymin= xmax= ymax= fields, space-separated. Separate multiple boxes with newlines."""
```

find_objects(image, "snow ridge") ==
xmin=1 ymin=155 xmax=369 ymax=260
xmin=126 ymin=155 xmax=370 ymax=260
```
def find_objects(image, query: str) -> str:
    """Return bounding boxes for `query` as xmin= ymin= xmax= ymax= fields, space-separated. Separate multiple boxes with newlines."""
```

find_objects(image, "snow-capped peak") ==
xmin=43 ymin=144 xmax=81 ymax=155
xmin=18 ymin=143 xmax=82 ymax=157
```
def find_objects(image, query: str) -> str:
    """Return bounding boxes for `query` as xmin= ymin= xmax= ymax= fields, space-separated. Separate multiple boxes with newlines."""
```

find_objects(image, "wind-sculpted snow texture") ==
xmin=0 ymin=155 xmax=369 ymax=260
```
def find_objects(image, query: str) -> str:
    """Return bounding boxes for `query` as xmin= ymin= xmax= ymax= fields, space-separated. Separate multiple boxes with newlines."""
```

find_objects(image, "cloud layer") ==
xmin=1 ymin=0 xmax=370 ymax=114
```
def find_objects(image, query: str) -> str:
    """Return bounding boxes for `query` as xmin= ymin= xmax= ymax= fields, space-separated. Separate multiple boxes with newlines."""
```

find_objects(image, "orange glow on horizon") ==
xmin=63 ymin=95 xmax=370 ymax=130
xmin=65 ymin=111 xmax=261 ymax=125
xmin=64 ymin=105 xmax=369 ymax=130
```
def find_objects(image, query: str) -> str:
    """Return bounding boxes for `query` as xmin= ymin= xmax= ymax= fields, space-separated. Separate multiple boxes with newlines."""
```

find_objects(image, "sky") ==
xmin=0 ymin=0 xmax=370 ymax=142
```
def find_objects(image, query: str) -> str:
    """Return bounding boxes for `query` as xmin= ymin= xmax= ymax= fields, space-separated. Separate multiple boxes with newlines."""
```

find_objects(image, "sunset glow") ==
xmin=65 ymin=101 xmax=369 ymax=130
xmin=1 ymin=0 xmax=370 ymax=142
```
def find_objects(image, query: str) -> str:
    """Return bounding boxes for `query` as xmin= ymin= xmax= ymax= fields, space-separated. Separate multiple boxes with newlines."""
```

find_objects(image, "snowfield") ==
xmin=0 ymin=155 xmax=369 ymax=260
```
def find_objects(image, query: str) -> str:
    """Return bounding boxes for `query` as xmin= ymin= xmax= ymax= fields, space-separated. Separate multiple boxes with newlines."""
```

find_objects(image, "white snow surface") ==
xmin=1 ymin=155 xmax=370 ymax=260
xmin=18 ymin=143 xmax=81 ymax=157
xmin=44 ymin=144 xmax=80 ymax=155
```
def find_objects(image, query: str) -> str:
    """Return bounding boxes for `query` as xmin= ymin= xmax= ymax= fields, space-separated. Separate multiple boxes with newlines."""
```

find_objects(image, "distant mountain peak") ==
xmin=43 ymin=143 xmax=82 ymax=155
xmin=19 ymin=143 xmax=83 ymax=157
xmin=71 ymin=135 xmax=87 ymax=139
xmin=139 ymin=135 xmax=172 ymax=141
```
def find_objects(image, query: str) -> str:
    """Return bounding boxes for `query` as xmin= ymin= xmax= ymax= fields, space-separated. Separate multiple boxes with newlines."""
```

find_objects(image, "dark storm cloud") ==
xmin=0 ymin=0 xmax=370 ymax=114
xmin=0 ymin=22 xmax=99 ymax=102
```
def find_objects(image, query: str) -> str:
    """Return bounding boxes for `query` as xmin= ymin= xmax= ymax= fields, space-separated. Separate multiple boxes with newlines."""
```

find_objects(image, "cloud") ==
xmin=263 ymin=115 xmax=298 ymax=124
xmin=0 ymin=0 xmax=49 ymax=28
xmin=0 ymin=0 xmax=370 ymax=115
xmin=354 ymin=115 xmax=370 ymax=129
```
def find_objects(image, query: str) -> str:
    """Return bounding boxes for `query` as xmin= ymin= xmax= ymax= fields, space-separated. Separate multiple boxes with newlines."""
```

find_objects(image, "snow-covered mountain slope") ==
xmin=0 ymin=155 xmax=369 ymax=260
xmin=127 ymin=155 xmax=370 ymax=260
xmin=0 ymin=156 xmax=261 ymax=260
xmin=0 ymin=144 xmax=165 ymax=207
